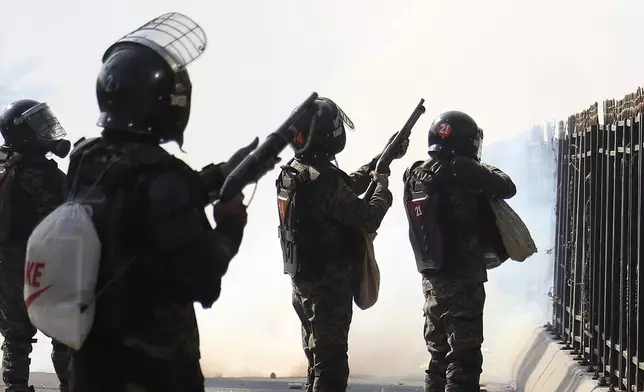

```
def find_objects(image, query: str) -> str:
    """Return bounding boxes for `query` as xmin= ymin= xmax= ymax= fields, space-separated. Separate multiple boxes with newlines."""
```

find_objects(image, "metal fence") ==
xmin=548 ymin=87 xmax=644 ymax=391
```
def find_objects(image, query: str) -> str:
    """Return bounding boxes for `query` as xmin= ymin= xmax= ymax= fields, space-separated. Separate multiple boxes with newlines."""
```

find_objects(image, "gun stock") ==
xmin=363 ymin=98 xmax=426 ymax=200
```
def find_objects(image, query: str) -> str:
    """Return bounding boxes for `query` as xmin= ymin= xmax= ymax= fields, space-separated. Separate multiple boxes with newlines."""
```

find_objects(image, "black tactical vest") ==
xmin=403 ymin=160 xmax=446 ymax=273
xmin=276 ymin=160 xmax=315 ymax=278
xmin=0 ymin=154 xmax=65 ymax=245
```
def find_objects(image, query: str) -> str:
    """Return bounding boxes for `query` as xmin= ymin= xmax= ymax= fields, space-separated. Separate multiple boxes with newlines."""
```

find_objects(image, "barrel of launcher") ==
xmin=363 ymin=98 xmax=426 ymax=200
xmin=218 ymin=92 xmax=319 ymax=202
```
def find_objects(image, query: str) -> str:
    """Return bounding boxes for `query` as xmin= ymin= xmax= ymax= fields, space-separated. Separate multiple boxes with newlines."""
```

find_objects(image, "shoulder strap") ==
xmin=277 ymin=158 xmax=339 ymax=192
xmin=278 ymin=162 xmax=314 ymax=192
xmin=403 ymin=160 xmax=424 ymax=183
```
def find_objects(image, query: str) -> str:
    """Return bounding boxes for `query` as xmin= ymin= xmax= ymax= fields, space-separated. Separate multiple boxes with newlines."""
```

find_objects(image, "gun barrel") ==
xmin=218 ymin=92 xmax=319 ymax=202
xmin=364 ymin=98 xmax=426 ymax=201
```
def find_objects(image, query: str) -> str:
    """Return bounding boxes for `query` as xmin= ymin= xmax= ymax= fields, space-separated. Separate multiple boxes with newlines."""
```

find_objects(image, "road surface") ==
xmin=24 ymin=372 xmax=516 ymax=391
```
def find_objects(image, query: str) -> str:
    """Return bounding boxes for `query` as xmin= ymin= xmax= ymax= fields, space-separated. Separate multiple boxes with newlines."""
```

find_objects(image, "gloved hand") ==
xmin=220 ymin=137 xmax=260 ymax=178
xmin=213 ymin=192 xmax=248 ymax=226
xmin=213 ymin=193 xmax=248 ymax=252
xmin=220 ymin=137 xmax=282 ymax=182
xmin=249 ymin=155 xmax=282 ymax=183
xmin=370 ymin=171 xmax=389 ymax=189
xmin=387 ymin=132 xmax=410 ymax=160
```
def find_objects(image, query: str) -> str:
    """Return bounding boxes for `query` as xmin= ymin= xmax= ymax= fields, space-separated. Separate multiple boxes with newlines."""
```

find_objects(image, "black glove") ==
xmin=221 ymin=138 xmax=260 ymax=177
xmin=367 ymin=154 xmax=391 ymax=175
xmin=387 ymin=133 xmax=409 ymax=160
xmin=213 ymin=193 xmax=248 ymax=249
xmin=249 ymin=155 xmax=282 ymax=183
xmin=220 ymin=137 xmax=282 ymax=183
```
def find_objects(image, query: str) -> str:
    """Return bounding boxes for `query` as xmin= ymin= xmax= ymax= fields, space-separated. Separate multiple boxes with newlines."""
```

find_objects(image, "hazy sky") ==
xmin=1 ymin=0 xmax=643 ymax=380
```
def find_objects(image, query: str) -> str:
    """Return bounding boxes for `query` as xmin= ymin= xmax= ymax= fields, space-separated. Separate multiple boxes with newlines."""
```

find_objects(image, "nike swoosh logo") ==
xmin=25 ymin=285 xmax=53 ymax=309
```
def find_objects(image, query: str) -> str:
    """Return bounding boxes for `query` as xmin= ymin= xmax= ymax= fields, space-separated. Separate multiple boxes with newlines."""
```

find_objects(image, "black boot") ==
xmin=2 ymin=340 xmax=33 ymax=392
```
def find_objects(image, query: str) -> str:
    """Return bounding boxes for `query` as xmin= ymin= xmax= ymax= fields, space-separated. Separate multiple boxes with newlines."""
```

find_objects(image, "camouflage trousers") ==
xmin=292 ymin=263 xmax=355 ymax=392
xmin=422 ymin=276 xmax=485 ymax=392
xmin=0 ymin=248 xmax=70 ymax=392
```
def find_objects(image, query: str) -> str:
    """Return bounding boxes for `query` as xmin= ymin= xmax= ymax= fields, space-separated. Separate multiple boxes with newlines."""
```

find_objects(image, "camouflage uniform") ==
xmin=0 ymin=155 xmax=70 ymax=392
xmin=280 ymin=158 xmax=392 ymax=392
xmin=403 ymin=156 xmax=515 ymax=392
xmin=66 ymin=134 xmax=246 ymax=392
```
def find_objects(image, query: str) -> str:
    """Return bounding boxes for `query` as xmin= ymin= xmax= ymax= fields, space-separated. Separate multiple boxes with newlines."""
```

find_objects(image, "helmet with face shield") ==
xmin=290 ymin=97 xmax=355 ymax=162
xmin=95 ymin=12 xmax=207 ymax=148
xmin=0 ymin=99 xmax=71 ymax=158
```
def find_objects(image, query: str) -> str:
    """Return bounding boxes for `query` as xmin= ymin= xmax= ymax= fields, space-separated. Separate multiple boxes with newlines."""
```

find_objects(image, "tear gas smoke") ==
xmin=195 ymin=124 xmax=557 ymax=382
xmin=15 ymin=124 xmax=556 ymax=383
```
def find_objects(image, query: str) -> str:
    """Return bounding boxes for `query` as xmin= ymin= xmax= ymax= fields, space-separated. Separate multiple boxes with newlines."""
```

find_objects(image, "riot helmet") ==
xmin=0 ymin=99 xmax=71 ymax=158
xmin=96 ymin=12 xmax=207 ymax=147
xmin=290 ymin=97 xmax=355 ymax=161
xmin=427 ymin=110 xmax=483 ymax=161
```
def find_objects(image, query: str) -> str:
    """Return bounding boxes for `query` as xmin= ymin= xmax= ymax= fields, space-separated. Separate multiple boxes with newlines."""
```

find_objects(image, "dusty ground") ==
xmin=26 ymin=372 xmax=516 ymax=391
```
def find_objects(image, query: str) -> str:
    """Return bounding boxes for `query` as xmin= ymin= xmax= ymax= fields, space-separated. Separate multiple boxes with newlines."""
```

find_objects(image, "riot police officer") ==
xmin=402 ymin=111 xmax=516 ymax=392
xmin=0 ymin=99 xmax=71 ymax=392
xmin=276 ymin=97 xmax=406 ymax=392
xmin=66 ymin=13 xmax=276 ymax=391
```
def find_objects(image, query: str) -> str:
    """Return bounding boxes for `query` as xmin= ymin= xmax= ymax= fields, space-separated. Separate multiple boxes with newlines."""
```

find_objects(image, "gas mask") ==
xmin=43 ymin=139 xmax=72 ymax=159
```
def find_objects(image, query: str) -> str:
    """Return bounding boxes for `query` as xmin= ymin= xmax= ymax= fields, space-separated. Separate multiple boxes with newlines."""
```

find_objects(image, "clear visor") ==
xmin=14 ymin=102 xmax=66 ymax=141
xmin=292 ymin=99 xmax=356 ymax=137
xmin=333 ymin=105 xmax=356 ymax=137
xmin=112 ymin=12 xmax=207 ymax=72
xmin=320 ymin=98 xmax=355 ymax=138
xmin=474 ymin=128 xmax=484 ymax=160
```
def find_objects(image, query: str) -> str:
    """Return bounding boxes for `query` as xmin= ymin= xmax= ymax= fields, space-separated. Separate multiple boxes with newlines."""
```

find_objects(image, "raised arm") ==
xmin=322 ymin=175 xmax=393 ymax=233
xmin=142 ymin=169 xmax=247 ymax=308
xmin=451 ymin=156 xmax=516 ymax=199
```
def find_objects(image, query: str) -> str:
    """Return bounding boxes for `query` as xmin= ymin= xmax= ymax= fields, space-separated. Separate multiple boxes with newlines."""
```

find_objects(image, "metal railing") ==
xmin=549 ymin=87 xmax=644 ymax=391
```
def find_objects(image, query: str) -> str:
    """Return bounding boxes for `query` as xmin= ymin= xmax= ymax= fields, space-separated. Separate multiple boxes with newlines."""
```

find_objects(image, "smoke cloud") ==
xmin=4 ymin=0 xmax=643 ymax=383
xmin=6 ymin=121 xmax=558 ymax=384
xmin=15 ymin=122 xmax=557 ymax=385
xmin=193 ymin=124 xmax=558 ymax=383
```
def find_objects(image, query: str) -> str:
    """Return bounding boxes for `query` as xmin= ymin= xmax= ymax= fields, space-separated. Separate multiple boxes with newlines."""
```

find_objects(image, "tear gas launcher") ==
xmin=363 ymin=98 xmax=426 ymax=200
xmin=216 ymin=92 xmax=319 ymax=202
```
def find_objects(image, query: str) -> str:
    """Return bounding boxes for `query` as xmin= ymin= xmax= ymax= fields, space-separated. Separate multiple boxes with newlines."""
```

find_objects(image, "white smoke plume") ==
xmin=195 ymin=124 xmax=558 ymax=383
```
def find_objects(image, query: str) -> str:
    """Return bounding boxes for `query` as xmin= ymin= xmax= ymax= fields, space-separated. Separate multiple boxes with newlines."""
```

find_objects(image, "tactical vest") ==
xmin=0 ymin=154 xmax=65 ymax=245
xmin=277 ymin=158 xmax=348 ymax=278
xmin=276 ymin=160 xmax=314 ymax=278
xmin=403 ymin=160 xmax=446 ymax=273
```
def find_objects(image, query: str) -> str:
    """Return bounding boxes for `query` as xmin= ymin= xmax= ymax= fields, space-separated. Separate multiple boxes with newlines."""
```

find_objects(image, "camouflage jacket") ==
xmin=404 ymin=155 xmax=516 ymax=289
xmin=0 ymin=153 xmax=67 ymax=249
xmin=67 ymin=132 xmax=242 ymax=363
xmin=284 ymin=157 xmax=393 ymax=279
